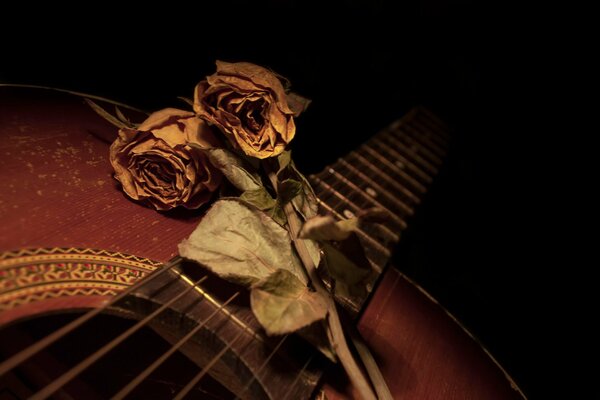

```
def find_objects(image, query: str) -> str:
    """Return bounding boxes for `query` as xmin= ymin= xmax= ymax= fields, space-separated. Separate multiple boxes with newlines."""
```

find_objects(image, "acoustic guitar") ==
xmin=0 ymin=86 xmax=525 ymax=399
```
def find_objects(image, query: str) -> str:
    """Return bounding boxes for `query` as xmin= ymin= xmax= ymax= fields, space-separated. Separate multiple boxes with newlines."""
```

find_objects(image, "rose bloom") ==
xmin=109 ymin=108 xmax=222 ymax=211
xmin=194 ymin=61 xmax=302 ymax=159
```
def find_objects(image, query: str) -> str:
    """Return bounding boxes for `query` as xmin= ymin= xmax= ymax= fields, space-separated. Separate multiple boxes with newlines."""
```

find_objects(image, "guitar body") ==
xmin=0 ymin=87 xmax=523 ymax=399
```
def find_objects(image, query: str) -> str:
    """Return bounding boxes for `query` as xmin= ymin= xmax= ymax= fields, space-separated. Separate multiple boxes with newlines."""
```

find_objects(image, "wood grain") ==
xmin=323 ymin=267 xmax=525 ymax=399
xmin=0 ymin=87 xmax=202 ymax=263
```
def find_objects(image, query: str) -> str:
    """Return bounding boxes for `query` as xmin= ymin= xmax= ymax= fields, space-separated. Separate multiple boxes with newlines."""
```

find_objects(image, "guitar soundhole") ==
xmin=0 ymin=313 xmax=236 ymax=399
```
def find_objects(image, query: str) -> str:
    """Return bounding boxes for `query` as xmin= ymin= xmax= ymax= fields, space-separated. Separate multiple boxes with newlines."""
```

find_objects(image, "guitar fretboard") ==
xmin=308 ymin=107 xmax=449 ymax=313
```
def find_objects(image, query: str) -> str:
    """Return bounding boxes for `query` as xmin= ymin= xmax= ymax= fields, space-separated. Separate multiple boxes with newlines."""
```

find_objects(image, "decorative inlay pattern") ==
xmin=0 ymin=247 xmax=162 ymax=312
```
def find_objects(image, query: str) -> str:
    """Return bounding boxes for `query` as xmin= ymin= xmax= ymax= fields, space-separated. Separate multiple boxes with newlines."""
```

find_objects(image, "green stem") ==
xmin=265 ymin=161 xmax=376 ymax=400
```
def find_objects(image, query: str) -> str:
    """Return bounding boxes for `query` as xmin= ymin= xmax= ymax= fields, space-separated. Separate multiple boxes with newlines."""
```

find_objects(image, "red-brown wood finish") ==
xmin=323 ymin=267 xmax=524 ymax=399
xmin=0 ymin=87 xmax=201 ymax=263
xmin=0 ymin=87 xmax=524 ymax=399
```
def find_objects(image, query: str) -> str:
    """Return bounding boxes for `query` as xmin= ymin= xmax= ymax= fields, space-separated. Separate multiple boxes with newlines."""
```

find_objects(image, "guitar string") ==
xmin=172 ymin=318 xmax=251 ymax=400
xmin=164 ymin=154 xmax=412 ymax=398
xmin=335 ymin=159 xmax=411 ymax=219
xmin=110 ymin=290 xmax=240 ymax=400
xmin=3 ymin=127 xmax=426 ymax=392
xmin=3 ymin=113 xmax=442 ymax=397
xmin=0 ymin=256 xmax=184 ymax=377
xmin=233 ymin=334 xmax=290 ymax=400
xmin=282 ymin=353 xmax=315 ymax=400
xmin=29 ymin=273 xmax=210 ymax=400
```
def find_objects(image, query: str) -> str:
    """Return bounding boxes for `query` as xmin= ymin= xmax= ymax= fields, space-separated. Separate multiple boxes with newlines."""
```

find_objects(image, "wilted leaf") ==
xmin=299 ymin=215 xmax=355 ymax=241
xmin=205 ymin=148 xmax=262 ymax=192
xmin=322 ymin=243 xmax=370 ymax=286
xmin=85 ymin=98 xmax=129 ymax=129
xmin=290 ymin=163 xmax=319 ymax=220
xmin=268 ymin=204 xmax=287 ymax=226
xmin=251 ymin=269 xmax=328 ymax=335
xmin=298 ymin=321 xmax=337 ymax=362
xmin=277 ymin=150 xmax=292 ymax=174
xmin=240 ymin=188 xmax=277 ymax=210
xmin=178 ymin=199 xmax=306 ymax=285
xmin=286 ymin=92 xmax=312 ymax=117
xmin=302 ymin=238 xmax=321 ymax=270
xmin=299 ymin=207 xmax=388 ymax=241
xmin=114 ymin=106 xmax=135 ymax=127
xmin=322 ymin=242 xmax=372 ymax=300
xmin=278 ymin=179 xmax=303 ymax=205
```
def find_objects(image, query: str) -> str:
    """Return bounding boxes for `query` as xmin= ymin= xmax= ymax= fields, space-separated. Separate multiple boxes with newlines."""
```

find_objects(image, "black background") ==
xmin=1 ymin=1 xmax=592 ymax=398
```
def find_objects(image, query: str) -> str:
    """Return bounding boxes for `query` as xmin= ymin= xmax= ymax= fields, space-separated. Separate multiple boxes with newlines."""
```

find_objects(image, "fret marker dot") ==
xmin=343 ymin=209 xmax=355 ymax=219
xmin=366 ymin=187 xmax=377 ymax=197
xmin=395 ymin=161 xmax=405 ymax=169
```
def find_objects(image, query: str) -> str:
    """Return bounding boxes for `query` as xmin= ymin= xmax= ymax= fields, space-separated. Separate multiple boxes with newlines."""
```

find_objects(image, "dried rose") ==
xmin=109 ymin=108 xmax=222 ymax=211
xmin=194 ymin=61 xmax=307 ymax=159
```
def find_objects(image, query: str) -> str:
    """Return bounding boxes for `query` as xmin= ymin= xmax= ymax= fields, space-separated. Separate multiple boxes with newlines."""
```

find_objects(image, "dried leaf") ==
xmin=278 ymin=179 xmax=303 ymax=205
xmin=251 ymin=269 xmax=328 ymax=335
xmin=240 ymin=188 xmax=277 ymax=210
xmin=277 ymin=150 xmax=292 ymax=174
xmin=114 ymin=106 xmax=135 ymax=128
xmin=85 ymin=98 xmax=129 ymax=129
xmin=302 ymin=238 xmax=322 ymax=271
xmin=322 ymin=243 xmax=370 ymax=287
xmin=299 ymin=215 xmax=354 ymax=241
xmin=297 ymin=321 xmax=337 ymax=362
xmin=204 ymin=148 xmax=262 ymax=192
xmin=290 ymin=163 xmax=319 ymax=220
xmin=299 ymin=207 xmax=388 ymax=241
xmin=178 ymin=199 xmax=306 ymax=285
xmin=286 ymin=92 xmax=312 ymax=117
xmin=268 ymin=204 xmax=287 ymax=226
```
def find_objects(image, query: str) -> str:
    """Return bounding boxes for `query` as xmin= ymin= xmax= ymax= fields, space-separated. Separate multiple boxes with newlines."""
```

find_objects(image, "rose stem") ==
xmin=265 ymin=161 xmax=377 ymax=400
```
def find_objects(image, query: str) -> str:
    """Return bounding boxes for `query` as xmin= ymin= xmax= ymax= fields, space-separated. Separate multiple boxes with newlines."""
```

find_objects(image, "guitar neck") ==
xmin=308 ymin=106 xmax=450 ymax=314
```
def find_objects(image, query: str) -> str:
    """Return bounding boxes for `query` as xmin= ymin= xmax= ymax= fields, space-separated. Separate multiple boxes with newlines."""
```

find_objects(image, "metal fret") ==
xmin=370 ymin=135 xmax=433 ymax=184
xmin=407 ymin=119 xmax=448 ymax=148
xmin=394 ymin=108 xmax=449 ymax=146
xmin=417 ymin=107 xmax=449 ymax=132
xmin=348 ymin=151 xmax=421 ymax=205
xmin=395 ymin=122 xmax=447 ymax=158
xmin=306 ymin=106 xmax=449 ymax=315
xmin=397 ymin=128 xmax=444 ymax=166
xmin=361 ymin=143 xmax=426 ymax=193
xmin=386 ymin=129 xmax=439 ymax=174
xmin=325 ymin=167 xmax=408 ymax=230
xmin=336 ymin=158 xmax=414 ymax=215
xmin=311 ymin=176 xmax=400 ymax=244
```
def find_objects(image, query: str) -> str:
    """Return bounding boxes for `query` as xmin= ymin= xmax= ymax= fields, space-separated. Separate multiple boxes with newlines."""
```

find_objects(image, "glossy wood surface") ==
xmin=0 ymin=87 xmax=201 ymax=263
xmin=0 ymin=87 xmax=524 ymax=399
xmin=323 ymin=267 xmax=524 ymax=399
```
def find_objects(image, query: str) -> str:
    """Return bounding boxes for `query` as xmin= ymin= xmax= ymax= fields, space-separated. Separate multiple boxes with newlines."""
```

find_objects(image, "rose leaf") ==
xmin=85 ymin=98 xmax=130 ymax=129
xmin=285 ymin=92 xmax=312 ymax=117
xmin=250 ymin=269 xmax=328 ymax=335
xmin=322 ymin=242 xmax=370 ymax=286
xmin=204 ymin=148 xmax=263 ymax=192
xmin=268 ymin=203 xmax=288 ymax=226
xmin=240 ymin=188 xmax=277 ymax=211
xmin=114 ymin=106 xmax=136 ymax=128
xmin=297 ymin=321 xmax=337 ymax=362
xmin=278 ymin=178 xmax=303 ymax=205
xmin=299 ymin=207 xmax=389 ymax=241
xmin=277 ymin=150 xmax=292 ymax=174
xmin=298 ymin=215 xmax=355 ymax=241
xmin=178 ymin=199 xmax=306 ymax=286
xmin=289 ymin=164 xmax=319 ymax=220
